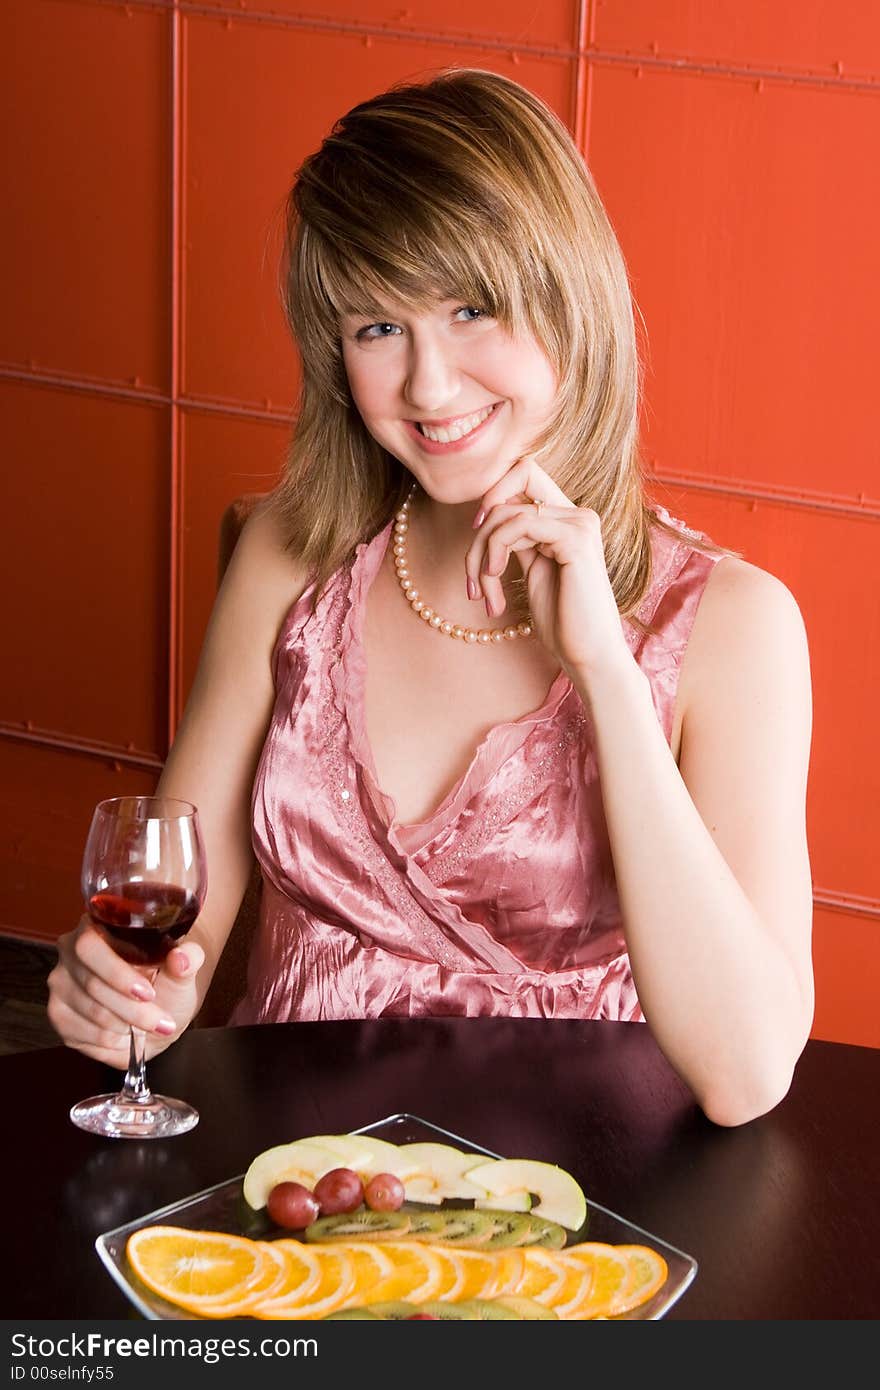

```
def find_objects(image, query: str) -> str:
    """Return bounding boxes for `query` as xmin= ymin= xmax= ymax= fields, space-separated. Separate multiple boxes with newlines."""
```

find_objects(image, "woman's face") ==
xmin=339 ymin=296 xmax=558 ymax=505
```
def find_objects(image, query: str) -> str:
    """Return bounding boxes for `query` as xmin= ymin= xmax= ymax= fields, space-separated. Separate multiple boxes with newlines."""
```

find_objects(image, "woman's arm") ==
xmin=154 ymin=501 xmax=307 ymax=1015
xmin=47 ymin=499 xmax=307 ymax=1063
xmin=467 ymin=457 xmax=813 ymax=1125
xmin=580 ymin=556 xmax=814 ymax=1126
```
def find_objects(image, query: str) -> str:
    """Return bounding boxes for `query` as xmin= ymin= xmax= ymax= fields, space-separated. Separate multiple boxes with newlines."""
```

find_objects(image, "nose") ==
xmin=403 ymin=330 xmax=459 ymax=415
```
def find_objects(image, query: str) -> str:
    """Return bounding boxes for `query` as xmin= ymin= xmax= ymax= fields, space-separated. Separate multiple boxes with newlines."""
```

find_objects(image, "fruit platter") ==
xmin=95 ymin=1114 xmax=697 ymax=1321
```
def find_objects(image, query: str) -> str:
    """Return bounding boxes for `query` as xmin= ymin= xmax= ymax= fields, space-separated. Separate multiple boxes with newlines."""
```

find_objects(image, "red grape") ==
xmin=313 ymin=1167 xmax=364 ymax=1215
xmin=266 ymin=1181 xmax=320 ymax=1230
xmin=364 ymin=1172 xmax=406 ymax=1212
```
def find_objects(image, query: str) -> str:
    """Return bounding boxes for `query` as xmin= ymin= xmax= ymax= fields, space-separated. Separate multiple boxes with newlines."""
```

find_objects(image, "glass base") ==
xmin=70 ymin=1091 xmax=199 ymax=1140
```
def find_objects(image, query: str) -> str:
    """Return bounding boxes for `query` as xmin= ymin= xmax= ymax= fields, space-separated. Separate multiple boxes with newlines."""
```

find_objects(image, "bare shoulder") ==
xmin=679 ymin=555 xmax=811 ymax=723
xmin=216 ymin=495 xmax=310 ymax=639
xmin=181 ymin=495 xmax=312 ymax=706
xmin=226 ymin=495 xmax=307 ymax=588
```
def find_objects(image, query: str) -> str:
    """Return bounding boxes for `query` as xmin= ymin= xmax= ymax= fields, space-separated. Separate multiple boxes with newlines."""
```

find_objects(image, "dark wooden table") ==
xmin=2 ymin=1020 xmax=878 ymax=1320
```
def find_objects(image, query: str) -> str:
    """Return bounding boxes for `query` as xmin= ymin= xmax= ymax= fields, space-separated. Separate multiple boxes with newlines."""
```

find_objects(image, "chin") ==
xmin=413 ymin=477 xmax=486 ymax=505
xmin=408 ymin=461 xmax=522 ymax=507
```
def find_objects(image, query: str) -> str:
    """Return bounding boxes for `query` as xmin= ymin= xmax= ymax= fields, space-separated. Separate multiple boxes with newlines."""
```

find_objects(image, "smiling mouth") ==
xmin=414 ymin=403 xmax=498 ymax=444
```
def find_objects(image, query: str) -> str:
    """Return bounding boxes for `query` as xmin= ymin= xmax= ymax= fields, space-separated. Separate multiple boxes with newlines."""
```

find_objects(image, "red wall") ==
xmin=2 ymin=1 xmax=877 ymax=1047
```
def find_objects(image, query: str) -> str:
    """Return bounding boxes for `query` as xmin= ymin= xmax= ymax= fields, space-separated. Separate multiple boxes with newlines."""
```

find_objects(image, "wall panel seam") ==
xmin=651 ymin=470 xmax=880 ymax=522
xmin=66 ymin=1 xmax=880 ymax=93
xmin=168 ymin=4 xmax=184 ymax=742
xmin=577 ymin=49 xmax=880 ymax=95
xmin=813 ymin=890 xmax=880 ymax=922
xmin=0 ymin=724 xmax=164 ymax=771
xmin=5 ymin=365 xmax=878 ymax=519
xmin=572 ymin=0 xmax=593 ymax=150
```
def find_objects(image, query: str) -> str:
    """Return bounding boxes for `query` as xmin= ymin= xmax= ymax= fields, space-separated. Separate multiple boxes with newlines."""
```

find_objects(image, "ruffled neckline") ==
xmin=337 ymin=521 xmax=572 ymax=858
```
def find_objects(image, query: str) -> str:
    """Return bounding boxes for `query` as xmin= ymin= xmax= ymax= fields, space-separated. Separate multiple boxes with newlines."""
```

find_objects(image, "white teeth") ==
xmin=419 ymin=403 xmax=494 ymax=443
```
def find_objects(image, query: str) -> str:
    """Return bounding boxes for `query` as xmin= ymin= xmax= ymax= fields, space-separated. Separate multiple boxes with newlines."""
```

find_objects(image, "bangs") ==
xmin=302 ymin=210 xmax=530 ymax=335
xmin=289 ymin=104 xmax=545 ymax=340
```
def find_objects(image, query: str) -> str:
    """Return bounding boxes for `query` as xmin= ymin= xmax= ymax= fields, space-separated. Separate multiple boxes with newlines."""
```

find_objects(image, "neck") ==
xmin=399 ymin=484 xmax=530 ymax=627
xmin=407 ymin=487 xmax=478 ymax=563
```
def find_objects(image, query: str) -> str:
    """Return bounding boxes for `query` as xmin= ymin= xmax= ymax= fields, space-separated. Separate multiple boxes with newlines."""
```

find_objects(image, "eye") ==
xmin=455 ymin=306 xmax=488 ymax=322
xmin=355 ymin=321 xmax=401 ymax=341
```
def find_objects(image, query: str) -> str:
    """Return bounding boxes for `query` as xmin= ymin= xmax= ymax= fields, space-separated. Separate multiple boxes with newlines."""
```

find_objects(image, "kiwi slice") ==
xmin=507 ymin=1213 xmax=569 ymax=1250
xmin=428 ymin=1207 xmax=568 ymax=1249
xmin=477 ymin=1212 xmax=539 ymax=1249
xmin=366 ymin=1301 xmax=422 ymax=1319
xmin=303 ymin=1204 xmax=568 ymax=1249
xmin=404 ymin=1210 xmax=462 ymax=1239
xmin=418 ymin=1299 xmax=522 ymax=1320
xmin=404 ymin=1209 xmax=506 ymax=1245
xmin=323 ymin=1307 xmax=384 ymax=1320
xmin=494 ymin=1296 xmax=559 ymax=1319
xmin=305 ymin=1209 xmax=412 ymax=1242
xmin=405 ymin=1208 xmax=536 ymax=1248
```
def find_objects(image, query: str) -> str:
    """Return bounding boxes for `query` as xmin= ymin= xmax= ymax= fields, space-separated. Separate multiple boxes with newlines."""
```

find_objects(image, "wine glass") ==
xmin=69 ymin=795 xmax=207 ymax=1140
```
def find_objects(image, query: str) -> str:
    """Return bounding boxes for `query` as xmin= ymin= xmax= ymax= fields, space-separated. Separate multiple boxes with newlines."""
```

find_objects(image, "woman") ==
xmin=48 ymin=69 xmax=814 ymax=1125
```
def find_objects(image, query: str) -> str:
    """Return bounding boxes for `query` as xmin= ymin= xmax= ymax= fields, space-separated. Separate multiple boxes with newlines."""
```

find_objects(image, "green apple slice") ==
xmin=464 ymin=1158 xmax=587 ymax=1230
xmin=303 ymin=1134 xmax=388 ymax=1171
xmin=242 ymin=1139 xmax=343 ymax=1210
xmin=474 ymin=1188 xmax=533 ymax=1213
xmin=344 ymin=1136 xmax=422 ymax=1179
xmin=398 ymin=1143 xmax=491 ymax=1201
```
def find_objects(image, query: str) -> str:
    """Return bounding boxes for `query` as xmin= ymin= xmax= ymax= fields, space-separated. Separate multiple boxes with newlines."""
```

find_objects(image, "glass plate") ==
xmin=95 ymin=1112 xmax=697 ymax=1320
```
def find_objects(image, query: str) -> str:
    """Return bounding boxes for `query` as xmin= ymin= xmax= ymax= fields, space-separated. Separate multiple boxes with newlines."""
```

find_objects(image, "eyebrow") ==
xmin=338 ymin=301 xmax=398 ymax=321
xmin=338 ymin=285 xmax=486 ymax=321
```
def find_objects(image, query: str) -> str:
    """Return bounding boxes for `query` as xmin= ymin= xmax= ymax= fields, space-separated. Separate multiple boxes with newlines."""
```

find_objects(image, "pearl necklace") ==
xmin=392 ymin=486 xmax=533 ymax=645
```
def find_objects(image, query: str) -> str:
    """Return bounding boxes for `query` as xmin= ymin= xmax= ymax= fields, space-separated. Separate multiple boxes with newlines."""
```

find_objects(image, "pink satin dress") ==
xmin=230 ymin=508 xmax=722 ymax=1025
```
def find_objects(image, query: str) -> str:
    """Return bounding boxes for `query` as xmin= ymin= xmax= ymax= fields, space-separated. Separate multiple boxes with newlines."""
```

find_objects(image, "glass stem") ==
xmin=121 ymin=1026 xmax=152 ymax=1103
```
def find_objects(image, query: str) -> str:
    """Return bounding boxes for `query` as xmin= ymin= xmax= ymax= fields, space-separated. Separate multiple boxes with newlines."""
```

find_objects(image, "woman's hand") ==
xmin=465 ymin=456 xmax=632 ymax=681
xmin=47 ymin=916 xmax=205 ymax=1068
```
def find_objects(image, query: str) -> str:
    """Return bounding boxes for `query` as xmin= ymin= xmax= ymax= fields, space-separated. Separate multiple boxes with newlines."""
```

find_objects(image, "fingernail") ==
xmin=467 ymin=577 xmax=478 ymax=601
xmin=472 ymin=508 xmax=486 ymax=529
xmin=154 ymin=1018 xmax=176 ymax=1036
xmin=485 ymin=597 xmax=494 ymax=618
xmin=131 ymin=981 xmax=155 ymax=1002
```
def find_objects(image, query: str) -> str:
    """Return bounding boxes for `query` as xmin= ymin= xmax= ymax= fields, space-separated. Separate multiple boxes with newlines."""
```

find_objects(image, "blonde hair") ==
xmin=273 ymin=67 xmax=704 ymax=615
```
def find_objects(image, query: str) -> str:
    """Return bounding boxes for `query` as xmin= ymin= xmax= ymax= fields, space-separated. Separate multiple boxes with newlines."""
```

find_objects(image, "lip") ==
xmin=402 ymin=402 xmax=502 ymax=455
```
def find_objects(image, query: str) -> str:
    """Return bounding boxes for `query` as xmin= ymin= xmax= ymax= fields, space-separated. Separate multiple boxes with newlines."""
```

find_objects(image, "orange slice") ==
xmin=438 ymin=1247 xmax=503 ymax=1301
xmin=612 ymin=1245 xmax=669 ymax=1315
xmin=537 ymin=1253 xmax=593 ymax=1318
xmin=256 ymin=1245 xmax=356 ymax=1320
xmin=126 ymin=1226 xmax=264 ymax=1313
xmin=562 ymin=1242 xmax=631 ymax=1319
xmin=250 ymin=1240 xmax=323 ymax=1316
xmin=363 ymin=1240 xmax=446 ymax=1304
xmin=193 ymin=1240 xmax=290 ymax=1317
xmin=336 ymin=1242 xmax=395 ymax=1302
xmin=481 ymin=1247 xmax=527 ymax=1298
xmin=425 ymin=1246 xmax=469 ymax=1302
xmin=513 ymin=1247 xmax=570 ymax=1304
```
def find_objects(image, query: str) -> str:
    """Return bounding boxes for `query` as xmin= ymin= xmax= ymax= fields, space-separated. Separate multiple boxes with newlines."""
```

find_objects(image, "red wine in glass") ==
xmin=89 ymin=882 xmax=201 ymax=967
xmin=69 ymin=795 xmax=207 ymax=1140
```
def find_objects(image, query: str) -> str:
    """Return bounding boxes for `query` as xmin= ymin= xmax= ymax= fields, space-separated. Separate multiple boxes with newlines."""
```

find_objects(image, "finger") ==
xmin=161 ymin=940 xmax=205 ymax=985
xmin=50 ymin=955 xmax=179 ymax=1038
xmin=67 ymin=923 xmax=158 ymax=1004
xmin=485 ymin=512 xmax=585 ymax=574
xmin=465 ymin=501 xmax=526 ymax=604
xmin=47 ymin=990 xmax=131 ymax=1058
xmin=477 ymin=455 xmax=573 ymax=518
xmin=469 ymin=505 xmax=561 ymax=613
xmin=48 ymin=992 xmax=155 ymax=1067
